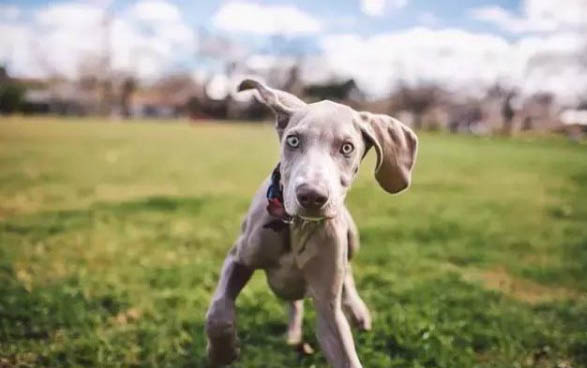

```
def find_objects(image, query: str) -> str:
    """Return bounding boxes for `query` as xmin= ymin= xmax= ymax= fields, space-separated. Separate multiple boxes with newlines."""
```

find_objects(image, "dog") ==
xmin=205 ymin=78 xmax=418 ymax=368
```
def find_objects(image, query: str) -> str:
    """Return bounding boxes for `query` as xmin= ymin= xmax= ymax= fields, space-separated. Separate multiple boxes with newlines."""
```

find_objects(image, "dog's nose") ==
xmin=296 ymin=184 xmax=328 ymax=210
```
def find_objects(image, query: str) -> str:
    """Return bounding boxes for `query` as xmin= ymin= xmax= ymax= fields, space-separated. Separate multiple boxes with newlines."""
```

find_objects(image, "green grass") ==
xmin=1 ymin=117 xmax=586 ymax=368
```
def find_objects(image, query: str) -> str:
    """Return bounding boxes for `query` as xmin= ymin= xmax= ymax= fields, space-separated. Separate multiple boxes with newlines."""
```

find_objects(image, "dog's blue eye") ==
xmin=341 ymin=142 xmax=354 ymax=155
xmin=286 ymin=135 xmax=300 ymax=148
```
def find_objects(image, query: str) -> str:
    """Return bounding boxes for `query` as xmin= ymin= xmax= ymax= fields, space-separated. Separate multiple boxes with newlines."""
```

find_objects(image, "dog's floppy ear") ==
xmin=358 ymin=112 xmax=418 ymax=194
xmin=238 ymin=78 xmax=306 ymax=135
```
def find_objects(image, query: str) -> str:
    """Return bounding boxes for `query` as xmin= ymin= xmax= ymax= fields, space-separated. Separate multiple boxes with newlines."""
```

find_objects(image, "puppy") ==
xmin=205 ymin=79 xmax=418 ymax=368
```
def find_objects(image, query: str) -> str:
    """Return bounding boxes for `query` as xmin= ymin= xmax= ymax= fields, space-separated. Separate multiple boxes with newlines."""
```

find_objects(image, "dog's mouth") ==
xmin=288 ymin=204 xmax=338 ymax=222
xmin=297 ymin=214 xmax=335 ymax=222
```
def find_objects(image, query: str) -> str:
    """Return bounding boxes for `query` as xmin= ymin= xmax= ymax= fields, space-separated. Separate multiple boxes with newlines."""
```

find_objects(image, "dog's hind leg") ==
xmin=343 ymin=265 xmax=372 ymax=331
xmin=205 ymin=246 xmax=253 ymax=366
xmin=286 ymin=299 xmax=304 ymax=345
xmin=342 ymin=212 xmax=371 ymax=331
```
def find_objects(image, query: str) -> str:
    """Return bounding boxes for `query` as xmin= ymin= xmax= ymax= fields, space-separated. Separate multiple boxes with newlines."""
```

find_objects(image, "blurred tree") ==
xmin=0 ymin=84 xmax=25 ymax=114
xmin=304 ymin=79 xmax=357 ymax=101
xmin=283 ymin=65 xmax=304 ymax=97
xmin=120 ymin=77 xmax=136 ymax=119
xmin=0 ymin=65 xmax=7 ymax=81
xmin=392 ymin=84 xmax=442 ymax=130
xmin=501 ymin=91 xmax=516 ymax=136
xmin=0 ymin=65 xmax=26 ymax=114
xmin=99 ymin=12 xmax=113 ymax=116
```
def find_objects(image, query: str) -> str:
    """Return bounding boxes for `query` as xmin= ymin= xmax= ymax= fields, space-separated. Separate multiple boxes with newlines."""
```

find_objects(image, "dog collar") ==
xmin=265 ymin=163 xmax=293 ymax=225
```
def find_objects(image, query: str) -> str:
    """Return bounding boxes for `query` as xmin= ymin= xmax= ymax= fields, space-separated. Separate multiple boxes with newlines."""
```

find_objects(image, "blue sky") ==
xmin=4 ymin=0 xmax=522 ymax=38
xmin=0 ymin=0 xmax=586 ymax=102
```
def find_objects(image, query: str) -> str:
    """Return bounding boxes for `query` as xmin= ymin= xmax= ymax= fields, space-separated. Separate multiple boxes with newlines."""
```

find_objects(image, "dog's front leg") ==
xmin=300 ymin=230 xmax=362 ymax=368
xmin=205 ymin=246 xmax=253 ymax=366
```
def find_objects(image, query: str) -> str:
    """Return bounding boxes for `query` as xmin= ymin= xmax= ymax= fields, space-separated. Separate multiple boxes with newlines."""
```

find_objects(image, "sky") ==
xmin=1 ymin=0 xmax=586 ymax=102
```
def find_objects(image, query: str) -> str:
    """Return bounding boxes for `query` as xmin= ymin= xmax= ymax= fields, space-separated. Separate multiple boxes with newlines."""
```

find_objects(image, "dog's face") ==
xmin=238 ymin=79 xmax=419 ymax=220
xmin=279 ymin=102 xmax=366 ymax=220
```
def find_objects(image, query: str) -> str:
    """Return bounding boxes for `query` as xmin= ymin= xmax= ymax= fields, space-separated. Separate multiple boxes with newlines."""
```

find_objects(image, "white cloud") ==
xmin=35 ymin=2 xmax=104 ymax=28
xmin=320 ymin=27 xmax=587 ymax=103
xmin=524 ymin=0 xmax=587 ymax=29
xmin=0 ymin=1 xmax=195 ymax=80
xmin=470 ymin=5 xmax=553 ymax=33
xmin=129 ymin=0 xmax=181 ymax=23
xmin=212 ymin=1 xmax=321 ymax=35
xmin=466 ymin=0 xmax=587 ymax=102
xmin=471 ymin=0 xmax=587 ymax=34
xmin=360 ymin=0 xmax=407 ymax=17
xmin=0 ymin=23 xmax=40 ymax=77
xmin=321 ymin=29 xmax=510 ymax=96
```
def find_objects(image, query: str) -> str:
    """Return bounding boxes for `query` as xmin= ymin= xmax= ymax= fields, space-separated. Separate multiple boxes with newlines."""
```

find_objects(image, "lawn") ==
xmin=0 ymin=117 xmax=586 ymax=368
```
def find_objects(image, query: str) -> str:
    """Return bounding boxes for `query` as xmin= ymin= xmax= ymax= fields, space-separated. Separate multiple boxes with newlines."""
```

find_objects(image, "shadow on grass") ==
xmin=2 ymin=261 xmax=587 ymax=367
xmin=0 ymin=195 xmax=228 ymax=367
xmin=0 ymin=275 xmax=130 ymax=366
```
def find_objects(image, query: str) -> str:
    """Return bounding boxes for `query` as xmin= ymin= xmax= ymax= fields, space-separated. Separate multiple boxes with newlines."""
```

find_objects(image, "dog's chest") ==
xmin=265 ymin=251 xmax=307 ymax=300
xmin=265 ymin=219 xmax=347 ymax=300
xmin=289 ymin=221 xmax=324 ymax=269
xmin=264 ymin=221 xmax=331 ymax=300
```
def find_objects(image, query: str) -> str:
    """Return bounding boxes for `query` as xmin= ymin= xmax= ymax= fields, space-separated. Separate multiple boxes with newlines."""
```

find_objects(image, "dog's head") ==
xmin=238 ymin=78 xmax=418 ymax=221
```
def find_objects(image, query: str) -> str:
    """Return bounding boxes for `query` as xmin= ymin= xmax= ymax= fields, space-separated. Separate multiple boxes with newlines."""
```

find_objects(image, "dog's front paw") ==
xmin=207 ymin=338 xmax=239 ymax=367
xmin=205 ymin=300 xmax=239 ymax=366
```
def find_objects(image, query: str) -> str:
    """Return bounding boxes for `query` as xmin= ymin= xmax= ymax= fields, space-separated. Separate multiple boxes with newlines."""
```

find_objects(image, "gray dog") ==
xmin=205 ymin=78 xmax=418 ymax=368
